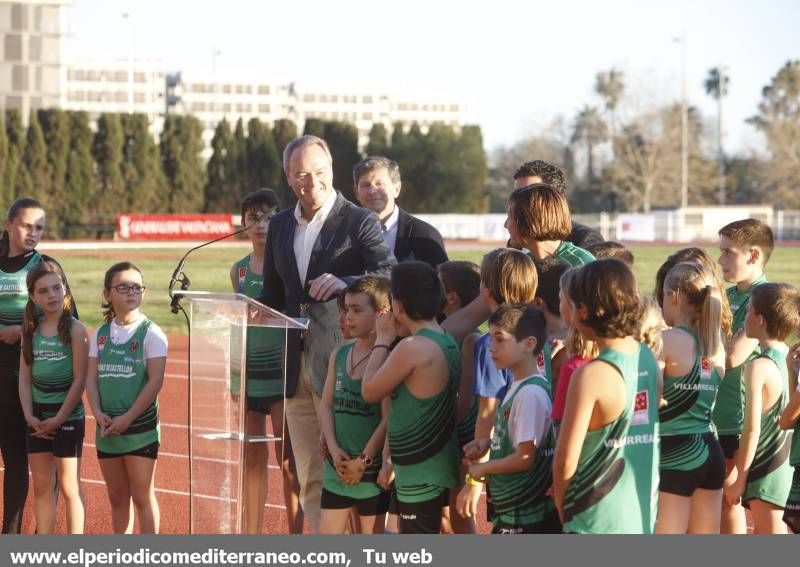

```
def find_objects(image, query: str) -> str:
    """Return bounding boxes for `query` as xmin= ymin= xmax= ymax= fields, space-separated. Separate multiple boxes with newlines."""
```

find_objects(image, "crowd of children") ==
xmin=2 ymin=160 xmax=800 ymax=535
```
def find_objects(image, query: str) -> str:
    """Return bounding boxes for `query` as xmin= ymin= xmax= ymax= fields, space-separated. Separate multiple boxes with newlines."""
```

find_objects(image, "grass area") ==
xmin=41 ymin=243 xmax=800 ymax=335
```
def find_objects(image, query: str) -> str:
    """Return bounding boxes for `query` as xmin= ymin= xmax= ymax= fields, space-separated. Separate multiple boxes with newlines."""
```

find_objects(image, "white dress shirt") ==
xmin=380 ymin=206 xmax=400 ymax=254
xmin=293 ymin=190 xmax=338 ymax=285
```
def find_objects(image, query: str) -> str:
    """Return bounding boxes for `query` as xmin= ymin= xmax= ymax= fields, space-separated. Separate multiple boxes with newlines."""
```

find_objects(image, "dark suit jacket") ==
xmin=394 ymin=208 xmax=449 ymax=268
xmin=257 ymin=192 xmax=395 ymax=396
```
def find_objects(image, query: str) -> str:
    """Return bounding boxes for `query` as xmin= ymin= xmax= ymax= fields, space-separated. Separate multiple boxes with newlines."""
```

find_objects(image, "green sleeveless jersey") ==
xmin=553 ymin=241 xmax=595 ymax=267
xmin=233 ymin=255 xmax=285 ymax=399
xmin=742 ymin=346 xmax=793 ymax=507
xmin=488 ymin=375 xmax=555 ymax=527
xmin=660 ymin=327 xmax=721 ymax=435
xmin=0 ymin=251 xmax=41 ymax=330
xmin=792 ymin=386 xmax=800 ymax=467
xmin=563 ymin=344 xmax=658 ymax=534
xmin=96 ymin=318 xmax=160 ymax=454
xmin=535 ymin=341 xmax=556 ymax=395
xmin=323 ymin=343 xmax=384 ymax=499
xmin=31 ymin=324 xmax=85 ymax=421
xmin=456 ymin=330 xmax=480 ymax=450
xmin=713 ymin=275 xmax=767 ymax=435
xmin=389 ymin=328 xmax=460 ymax=503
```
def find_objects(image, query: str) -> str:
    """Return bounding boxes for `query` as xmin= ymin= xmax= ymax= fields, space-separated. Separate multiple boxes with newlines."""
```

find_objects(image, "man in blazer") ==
xmin=353 ymin=156 xmax=448 ymax=268
xmin=257 ymin=135 xmax=394 ymax=532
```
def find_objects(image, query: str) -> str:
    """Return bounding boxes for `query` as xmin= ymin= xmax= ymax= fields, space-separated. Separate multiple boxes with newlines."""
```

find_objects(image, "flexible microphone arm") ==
xmin=168 ymin=221 xmax=256 ymax=314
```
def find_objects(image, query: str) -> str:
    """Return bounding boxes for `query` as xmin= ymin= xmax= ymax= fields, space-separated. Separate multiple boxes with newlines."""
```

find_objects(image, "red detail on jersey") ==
xmin=537 ymin=352 xmax=545 ymax=369
xmin=701 ymin=357 xmax=711 ymax=371
xmin=98 ymin=335 xmax=107 ymax=347
xmin=503 ymin=407 xmax=511 ymax=421
xmin=130 ymin=340 xmax=139 ymax=353
xmin=239 ymin=267 xmax=247 ymax=280
xmin=635 ymin=391 xmax=648 ymax=412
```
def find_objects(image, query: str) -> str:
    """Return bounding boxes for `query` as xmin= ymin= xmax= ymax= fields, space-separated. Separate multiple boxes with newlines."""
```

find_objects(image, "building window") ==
xmin=449 ymin=104 xmax=459 ymax=112
xmin=258 ymin=85 xmax=270 ymax=95
xmin=258 ymin=104 xmax=270 ymax=113
xmin=134 ymin=92 xmax=145 ymax=103
xmin=134 ymin=72 xmax=146 ymax=83
xmin=12 ymin=66 xmax=28 ymax=91
xmin=4 ymin=35 xmax=22 ymax=61
xmin=115 ymin=71 xmax=127 ymax=82
xmin=223 ymin=84 xmax=232 ymax=94
xmin=362 ymin=112 xmax=372 ymax=120
xmin=11 ymin=4 xmax=27 ymax=31
xmin=362 ymin=95 xmax=373 ymax=104
xmin=115 ymin=91 xmax=127 ymax=103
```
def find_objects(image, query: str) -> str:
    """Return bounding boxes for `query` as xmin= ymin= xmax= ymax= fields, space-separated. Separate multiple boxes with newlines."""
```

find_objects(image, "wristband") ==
xmin=465 ymin=472 xmax=484 ymax=487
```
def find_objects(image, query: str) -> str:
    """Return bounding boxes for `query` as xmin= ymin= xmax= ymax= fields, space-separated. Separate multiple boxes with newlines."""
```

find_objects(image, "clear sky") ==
xmin=63 ymin=0 xmax=799 ymax=155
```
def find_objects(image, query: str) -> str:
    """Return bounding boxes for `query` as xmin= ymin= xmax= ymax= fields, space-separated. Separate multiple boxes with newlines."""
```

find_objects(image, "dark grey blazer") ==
xmin=394 ymin=208 xmax=449 ymax=268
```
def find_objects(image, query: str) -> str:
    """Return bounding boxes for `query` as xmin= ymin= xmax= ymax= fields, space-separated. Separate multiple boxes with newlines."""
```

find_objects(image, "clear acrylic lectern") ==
xmin=177 ymin=291 xmax=307 ymax=534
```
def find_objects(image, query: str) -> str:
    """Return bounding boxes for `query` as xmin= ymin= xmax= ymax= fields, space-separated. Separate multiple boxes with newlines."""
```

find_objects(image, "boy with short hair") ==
xmin=584 ymin=241 xmax=634 ymax=266
xmin=437 ymin=260 xmax=482 ymax=534
xmin=465 ymin=303 xmax=560 ymax=533
xmin=455 ymin=249 xmax=538 ymax=520
xmin=715 ymin=218 xmax=774 ymax=533
xmin=361 ymin=262 xmax=460 ymax=534
xmin=506 ymin=184 xmax=594 ymax=267
xmin=726 ymin=283 xmax=798 ymax=533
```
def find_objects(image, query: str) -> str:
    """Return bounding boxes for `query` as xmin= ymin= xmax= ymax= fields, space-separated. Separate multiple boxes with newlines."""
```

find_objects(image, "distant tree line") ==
xmin=486 ymin=59 xmax=800 ymax=213
xmin=0 ymin=109 xmax=488 ymax=238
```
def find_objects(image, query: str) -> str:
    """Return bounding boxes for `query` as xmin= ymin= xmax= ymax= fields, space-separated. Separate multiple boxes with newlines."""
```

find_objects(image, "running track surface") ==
xmin=1 ymin=335 xmax=492 ymax=534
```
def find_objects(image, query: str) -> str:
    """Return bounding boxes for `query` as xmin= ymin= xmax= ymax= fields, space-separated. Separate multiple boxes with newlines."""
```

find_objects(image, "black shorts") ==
xmin=491 ymin=508 xmax=562 ymax=534
xmin=321 ymin=488 xmax=390 ymax=517
xmin=718 ymin=434 xmax=740 ymax=459
xmin=397 ymin=490 xmax=449 ymax=534
xmin=660 ymin=433 xmax=726 ymax=496
xmin=246 ymin=395 xmax=283 ymax=415
xmin=27 ymin=418 xmax=84 ymax=458
xmin=783 ymin=466 xmax=800 ymax=534
xmin=97 ymin=441 xmax=159 ymax=460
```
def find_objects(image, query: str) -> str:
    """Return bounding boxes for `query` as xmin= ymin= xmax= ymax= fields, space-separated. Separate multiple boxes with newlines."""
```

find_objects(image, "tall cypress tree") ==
xmin=272 ymin=118 xmax=298 ymax=206
xmin=121 ymin=113 xmax=168 ymax=213
xmin=205 ymin=118 xmax=232 ymax=212
xmin=64 ymin=111 xmax=94 ymax=237
xmin=161 ymin=115 xmax=205 ymax=213
xmin=323 ymin=121 xmax=361 ymax=197
xmin=92 ymin=113 xmax=125 ymax=218
xmin=366 ymin=123 xmax=389 ymax=156
xmin=38 ymin=109 xmax=70 ymax=235
xmin=20 ymin=111 xmax=49 ymax=203
xmin=245 ymin=118 xmax=281 ymax=193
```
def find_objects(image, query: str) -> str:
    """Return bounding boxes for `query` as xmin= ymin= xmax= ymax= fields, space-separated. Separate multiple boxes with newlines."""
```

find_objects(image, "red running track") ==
xmin=1 ymin=335 xmax=491 ymax=534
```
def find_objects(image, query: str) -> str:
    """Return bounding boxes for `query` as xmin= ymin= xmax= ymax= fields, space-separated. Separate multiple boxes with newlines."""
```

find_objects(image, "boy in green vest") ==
xmin=715 ymin=218 xmax=773 ymax=533
xmin=465 ymin=303 xmax=560 ymax=533
xmin=361 ymin=261 xmax=460 ymax=534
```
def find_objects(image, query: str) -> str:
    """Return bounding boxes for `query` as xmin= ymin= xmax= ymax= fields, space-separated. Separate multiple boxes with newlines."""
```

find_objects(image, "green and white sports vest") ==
xmin=31 ymin=324 xmax=84 ymax=421
xmin=96 ymin=318 xmax=160 ymax=454
xmin=390 ymin=328 xmax=460 ymax=503
xmin=488 ymin=375 xmax=555 ymax=527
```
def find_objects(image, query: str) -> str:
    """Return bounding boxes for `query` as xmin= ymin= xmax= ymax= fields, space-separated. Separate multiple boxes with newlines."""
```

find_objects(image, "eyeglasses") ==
xmin=112 ymin=284 xmax=146 ymax=294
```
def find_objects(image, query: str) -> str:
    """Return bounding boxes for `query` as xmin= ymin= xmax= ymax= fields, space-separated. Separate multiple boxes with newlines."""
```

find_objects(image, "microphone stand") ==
xmin=166 ymin=220 xmax=256 ymax=533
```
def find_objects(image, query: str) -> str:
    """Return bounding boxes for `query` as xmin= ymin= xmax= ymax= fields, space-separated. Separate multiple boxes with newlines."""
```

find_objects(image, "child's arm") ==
xmin=39 ymin=322 xmax=89 ymax=435
xmin=362 ymin=396 xmax=390 ymax=461
xmin=17 ymin=348 xmax=40 ymax=431
xmin=471 ymin=441 xmax=535 ymax=479
xmin=319 ymin=350 xmax=349 ymax=464
xmin=361 ymin=311 xmax=409 ymax=403
xmin=726 ymin=328 xmax=759 ymax=369
xmin=456 ymin=332 xmax=479 ymax=423
xmin=727 ymin=358 xmax=767 ymax=504
xmin=441 ymin=295 xmax=491 ymax=342
xmin=787 ymin=341 xmax=800 ymax=393
xmin=779 ymin=387 xmax=800 ymax=430
xmin=552 ymin=365 xmax=597 ymax=518
xmin=85 ymin=355 xmax=111 ymax=431
xmin=229 ymin=264 xmax=238 ymax=291
xmin=105 ymin=356 xmax=166 ymax=436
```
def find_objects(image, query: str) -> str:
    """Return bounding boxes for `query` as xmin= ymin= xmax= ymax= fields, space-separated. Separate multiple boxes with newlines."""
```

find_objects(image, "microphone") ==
xmin=168 ymin=219 xmax=258 ymax=314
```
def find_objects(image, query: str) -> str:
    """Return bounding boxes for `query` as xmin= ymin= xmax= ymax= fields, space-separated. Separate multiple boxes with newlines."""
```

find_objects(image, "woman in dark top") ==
xmin=0 ymin=198 xmax=75 ymax=533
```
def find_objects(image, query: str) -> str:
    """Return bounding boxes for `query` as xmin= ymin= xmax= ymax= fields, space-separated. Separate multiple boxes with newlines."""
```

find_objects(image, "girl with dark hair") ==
xmin=18 ymin=261 xmax=88 ymax=533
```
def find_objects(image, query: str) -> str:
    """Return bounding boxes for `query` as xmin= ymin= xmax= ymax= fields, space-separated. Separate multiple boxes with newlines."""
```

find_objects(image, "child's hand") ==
xmin=468 ymin=462 xmax=487 ymax=481
xmin=25 ymin=414 xmax=42 ymax=430
xmin=788 ymin=341 xmax=800 ymax=379
xmin=374 ymin=310 xmax=397 ymax=345
xmin=377 ymin=460 xmax=394 ymax=490
xmin=0 ymin=324 xmax=21 ymax=345
xmin=337 ymin=459 xmax=366 ymax=485
xmin=103 ymin=413 xmax=133 ymax=436
xmin=724 ymin=476 xmax=745 ymax=507
xmin=455 ymin=484 xmax=482 ymax=518
xmin=462 ymin=438 xmax=491 ymax=461
xmin=319 ymin=433 xmax=329 ymax=460
xmin=33 ymin=417 xmax=61 ymax=439
xmin=329 ymin=444 xmax=350 ymax=467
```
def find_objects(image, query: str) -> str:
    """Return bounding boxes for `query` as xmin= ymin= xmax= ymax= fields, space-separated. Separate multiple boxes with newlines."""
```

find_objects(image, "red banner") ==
xmin=116 ymin=214 xmax=238 ymax=240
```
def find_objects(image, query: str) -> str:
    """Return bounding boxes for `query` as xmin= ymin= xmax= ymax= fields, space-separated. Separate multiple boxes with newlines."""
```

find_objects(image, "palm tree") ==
xmin=571 ymin=106 xmax=608 ymax=184
xmin=704 ymin=66 xmax=729 ymax=204
xmin=595 ymin=68 xmax=625 ymax=132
